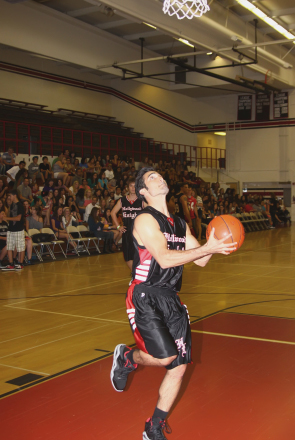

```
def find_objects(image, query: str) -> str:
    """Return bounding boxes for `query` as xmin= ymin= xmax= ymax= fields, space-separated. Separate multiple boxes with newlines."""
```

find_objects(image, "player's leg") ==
xmin=122 ymin=232 xmax=134 ymax=272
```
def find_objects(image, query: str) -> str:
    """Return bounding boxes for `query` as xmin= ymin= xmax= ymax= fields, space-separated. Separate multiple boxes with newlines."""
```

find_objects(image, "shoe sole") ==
xmin=1 ymin=268 xmax=16 ymax=271
xmin=142 ymin=432 xmax=149 ymax=440
xmin=110 ymin=343 xmax=125 ymax=392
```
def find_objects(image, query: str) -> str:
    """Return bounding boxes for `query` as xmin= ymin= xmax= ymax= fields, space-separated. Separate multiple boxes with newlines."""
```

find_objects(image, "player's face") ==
xmin=142 ymin=171 xmax=169 ymax=200
xmin=128 ymin=183 xmax=136 ymax=194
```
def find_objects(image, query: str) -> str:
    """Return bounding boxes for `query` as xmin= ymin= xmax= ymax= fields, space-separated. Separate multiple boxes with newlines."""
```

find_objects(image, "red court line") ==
xmin=1 ymin=315 xmax=295 ymax=440
xmin=191 ymin=312 xmax=295 ymax=343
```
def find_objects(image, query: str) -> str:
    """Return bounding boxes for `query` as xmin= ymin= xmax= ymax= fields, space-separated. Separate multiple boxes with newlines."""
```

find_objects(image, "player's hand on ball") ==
xmin=206 ymin=227 xmax=237 ymax=255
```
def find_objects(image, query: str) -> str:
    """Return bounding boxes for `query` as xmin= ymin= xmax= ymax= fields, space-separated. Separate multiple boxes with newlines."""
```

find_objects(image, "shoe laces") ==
xmin=159 ymin=420 xmax=172 ymax=435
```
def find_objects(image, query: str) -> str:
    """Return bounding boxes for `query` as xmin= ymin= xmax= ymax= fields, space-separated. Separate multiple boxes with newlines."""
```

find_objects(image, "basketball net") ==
xmin=163 ymin=0 xmax=210 ymax=19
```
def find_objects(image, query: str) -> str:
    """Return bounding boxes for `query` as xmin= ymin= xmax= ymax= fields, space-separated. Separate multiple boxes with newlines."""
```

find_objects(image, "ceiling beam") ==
xmin=96 ymin=18 xmax=133 ymax=29
xmin=260 ymin=23 xmax=295 ymax=34
xmin=146 ymin=41 xmax=183 ymax=51
xmin=123 ymin=30 xmax=161 ymax=41
xmin=271 ymin=7 xmax=295 ymax=18
xmin=67 ymin=5 xmax=103 ymax=17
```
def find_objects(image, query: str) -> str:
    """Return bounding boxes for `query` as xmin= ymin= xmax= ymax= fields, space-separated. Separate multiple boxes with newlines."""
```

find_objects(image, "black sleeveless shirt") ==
xmin=132 ymin=206 xmax=187 ymax=292
xmin=174 ymin=192 xmax=186 ymax=220
xmin=121 ymin=196 xmax=143 ymax=231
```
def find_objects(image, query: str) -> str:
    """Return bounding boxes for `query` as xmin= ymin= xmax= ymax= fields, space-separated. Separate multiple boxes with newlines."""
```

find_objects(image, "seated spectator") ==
xmin=75 ymin=188 xmax=86 ymax=218
xmin=0 ymin=199 xmax=5 ymax=213
xmin=70 ymin=152 xmax=76 ymax=164
xmin=94 ymin=188 xmax=102 ymax=203
xmin=55 ymin=178 xmax=70 ymax=194
xmin=84 ymin=195 xmax=100 ymax=222
xmin=73 ymin=158 xmax=80 ymax=170
xmin=66 ymin=196 xmax=81 ymax=221
xmin=87 ymin=173 xmax=99 ymax=189
xmin=32 ymin=183 xmax=41 ymax=197
xmin=72 ymin=168 xmax=83 ymax=187
xmin=114 ymin=187 xmax=122 ymax=201
xmin=6 ymin=160 xmax=26 ymax=184
xmin=52 ymin=152 xmax=70 ymax=186
xmin=98 ymin=171 xmax=108 ymax=191
xmin=244 ymin=199 xmax=254 ymax=213
xmin=2 ymin=148 xmax=16 ymax=171
xmin=42 ymin=178 xmax=55 ymax=195
xmin=102 ymin=155 xmax=111 ymax=168
xmin=105 ymin=164 xmax=114 ymax=181
xmin=0 ymin=154 xmax=6 ymax=175
xmin=86 ymin=157 xmax=96 ymax=175
xmin=28 ymin=156 xmax=44 ymax=183
xmin=26 ymin=206 xmax=43 ymax=231
xmin=69 ymin=180 xmax=80 ymax=196
xmin=94 ymin=161 xmax=101 ymax=175
xmin=52 ymin=188 xmax=60 ymax=206
xmin=252 ymin=199 xmax=263 ymax=212
xmin=0 ymin=210 xmax=8 ymax=268
xmin=87 ymin=206 xmax=114 ymax=254
xmin=17 ymin=178 xmax=33 ymax=203
xmin=62 ymin=207 xmax=79 ymax=229
xmin=81 ymin=179 xmax=91 ymax=191
xmin=0 ymin=179 xmax=8 ymax=199
xmin=84 ymin=189 xmax=93 ymax=208
xmin=104 ymin=207 xmax=122 ymax=246
xmin=51 ymin=206 xmax=77 ymax=251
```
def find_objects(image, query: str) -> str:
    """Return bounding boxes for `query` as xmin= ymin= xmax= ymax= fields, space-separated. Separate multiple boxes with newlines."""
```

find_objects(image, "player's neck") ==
xmin=127 ymin=193 xmax=137 ymax=200
xmin=148 ymin=198 xmax=170 ymax=217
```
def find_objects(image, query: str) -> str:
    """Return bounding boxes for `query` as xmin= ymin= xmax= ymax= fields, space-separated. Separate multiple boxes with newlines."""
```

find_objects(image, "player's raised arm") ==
xmin=133 ymin=214 xmax=236 ymax=270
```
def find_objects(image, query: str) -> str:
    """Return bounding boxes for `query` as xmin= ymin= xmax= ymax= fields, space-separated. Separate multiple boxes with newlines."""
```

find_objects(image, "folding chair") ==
xmin=40 ymin=227 xmax=67 ymax=259
xmin=235 ymin=213 xmax=248 ymax=232
xmin=25 ymin=231 xmax=43 ymax=262
xmin=66 ymin=225 xmax=90 ymax=256
xmin=240 ymin=213 xmax=254 ymax=232
xmin=28 ymin=229 xmax=56 ymax=260
xmin=250 ymin=212 xmax=265 ymax=230
xmin=256 ymin=212 xmax=270 ymax=229
xmin=76 ymin=225 xmax=101 ymax=254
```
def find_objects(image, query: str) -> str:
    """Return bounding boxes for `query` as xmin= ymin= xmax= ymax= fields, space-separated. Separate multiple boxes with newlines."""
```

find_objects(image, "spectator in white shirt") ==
xmin=105 ymin=164 xmax=114 ymax=181
xmin=114 ymin=187 xmax=122 ymax=200
xmin=84 ymin=195 xmax=100 ymax=222
xmin=62 ymin=207 xmax=79 ymax=229
xmin=6 ymin=161 xmax=26 ymax=183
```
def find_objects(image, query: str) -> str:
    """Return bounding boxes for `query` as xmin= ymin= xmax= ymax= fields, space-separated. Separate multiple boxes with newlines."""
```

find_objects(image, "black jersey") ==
xmin=174 ymin=192 xmax=186 ymax=220
xmin=121 ymin=196 xmax=143 ymax=230
xmin=132 ymin=206 xmax=186 ymax=292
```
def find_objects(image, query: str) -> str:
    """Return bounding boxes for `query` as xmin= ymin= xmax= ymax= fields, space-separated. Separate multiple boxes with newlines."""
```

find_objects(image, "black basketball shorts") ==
xmin=122 ymin=231 xmax=136 ymax=262
xmin=126 ymin=283 xmax=192 ymax=370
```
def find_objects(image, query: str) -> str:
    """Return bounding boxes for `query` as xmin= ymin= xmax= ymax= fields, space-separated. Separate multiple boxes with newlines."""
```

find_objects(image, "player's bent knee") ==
xmin=159 ymin=355 xmax=177 ymax=367
xmin=168 ymin=363 xmax=187 ymax=378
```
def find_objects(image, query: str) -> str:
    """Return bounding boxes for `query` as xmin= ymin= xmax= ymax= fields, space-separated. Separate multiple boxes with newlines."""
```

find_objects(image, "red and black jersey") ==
xmin=132 ymin=206 xmax=187 ymax=292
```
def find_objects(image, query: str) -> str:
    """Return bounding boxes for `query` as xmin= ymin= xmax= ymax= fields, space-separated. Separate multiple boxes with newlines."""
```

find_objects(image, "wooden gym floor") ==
xmin=0 ymin=226 xmax=295 ymax=439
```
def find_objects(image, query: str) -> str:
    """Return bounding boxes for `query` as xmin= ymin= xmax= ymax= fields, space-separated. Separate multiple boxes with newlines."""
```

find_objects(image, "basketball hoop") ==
xmin=162 ymin=0 xmax=210 ymax=20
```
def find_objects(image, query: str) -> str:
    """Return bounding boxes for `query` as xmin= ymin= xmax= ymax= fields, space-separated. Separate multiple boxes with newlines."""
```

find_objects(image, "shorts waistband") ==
xmin=133 ymin=284 xmax=177 ymax=296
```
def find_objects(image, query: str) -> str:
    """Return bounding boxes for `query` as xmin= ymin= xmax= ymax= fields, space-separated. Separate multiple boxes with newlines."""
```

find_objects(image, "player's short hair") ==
xmin=127 ymin=177 xmax=135 ymax=187
xmin=135 ymin=167 xmax=155 ymax=202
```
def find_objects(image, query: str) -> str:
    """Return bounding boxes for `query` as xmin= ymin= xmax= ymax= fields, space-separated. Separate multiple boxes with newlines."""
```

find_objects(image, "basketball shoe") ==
xmin=110 ymin=344 xmax=137 ymax=392
xmin=143 ymin=417 xmax=171 ymax=440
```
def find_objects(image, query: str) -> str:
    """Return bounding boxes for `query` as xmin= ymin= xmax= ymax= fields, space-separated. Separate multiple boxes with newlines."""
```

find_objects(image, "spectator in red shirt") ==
xmin=187 ymin=186 xmax=200 ymax=239
xmin=244 ymin=199 xmax=254 ymax=213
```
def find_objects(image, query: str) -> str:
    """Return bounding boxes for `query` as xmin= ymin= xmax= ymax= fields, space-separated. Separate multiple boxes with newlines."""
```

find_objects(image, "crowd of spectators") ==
xmin=0 ymin=147 xmax=291 ymax=268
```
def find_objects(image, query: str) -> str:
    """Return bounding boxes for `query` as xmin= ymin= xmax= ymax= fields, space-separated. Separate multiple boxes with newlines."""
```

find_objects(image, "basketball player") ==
xmin=111 ymin=177 xmax=144 ymax=271
xmin=174 ymin=182 xmax=192 ymax=229
xmin=110 ymin=167 xmax=236 ymax=440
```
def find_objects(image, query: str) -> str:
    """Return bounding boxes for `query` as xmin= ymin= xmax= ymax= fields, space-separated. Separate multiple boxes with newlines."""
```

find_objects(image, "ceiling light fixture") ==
xmin=178 ymin=38 xmax=194 ymax=47
xmin=236 ymin=0 xmax=295 ymax=43
xmin=143 ymin=22 xmax=157 ymax=29
xmin=206 ymin=51 xmax=213 ymax=55
xmin=214 ymin=132 xmax=226 ymax=136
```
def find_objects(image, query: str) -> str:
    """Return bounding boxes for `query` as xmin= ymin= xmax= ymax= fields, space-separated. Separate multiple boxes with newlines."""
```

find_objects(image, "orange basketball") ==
xmin=206 ymin=215 xmax=245 ymax=253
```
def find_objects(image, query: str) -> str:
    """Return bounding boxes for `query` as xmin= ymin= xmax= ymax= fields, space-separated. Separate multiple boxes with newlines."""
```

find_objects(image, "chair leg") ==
xmin=46 ymin=245 xmax=56 ymax=260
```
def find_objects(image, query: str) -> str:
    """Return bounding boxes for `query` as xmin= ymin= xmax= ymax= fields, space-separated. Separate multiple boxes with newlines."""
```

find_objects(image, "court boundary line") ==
xmin=4 ymin=304 xmax=130 ymax=324
xmin=0 ymin=363 xmax=50 ymax=376
xmin=191 ymin=329 xmax=295 ymax=346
